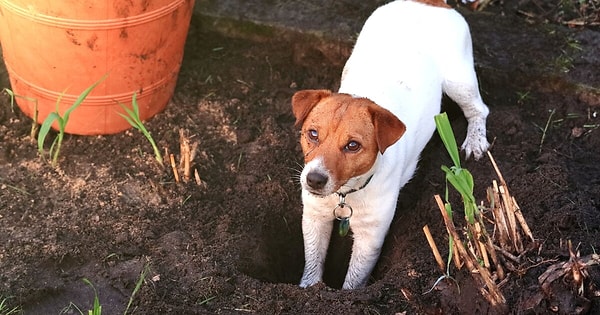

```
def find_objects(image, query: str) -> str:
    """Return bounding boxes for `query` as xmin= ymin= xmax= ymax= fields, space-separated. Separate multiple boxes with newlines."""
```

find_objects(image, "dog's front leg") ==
xmin=342 ymin=224 xmax=387 ymax=289
xmin=300 ymin=215 xmax=333 ymax=288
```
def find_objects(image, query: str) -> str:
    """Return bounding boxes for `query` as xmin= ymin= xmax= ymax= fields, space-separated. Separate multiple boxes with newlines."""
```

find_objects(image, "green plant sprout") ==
xmin=123 ymin=262 xmax=150 ymax=315
xmin=2 ymin=88 xmax=19 ymax=113
xmin=434 ymin=112 xmax=478 ymax=224
xmin=536 ymin=109 xmax=556 ymax=154
xmin=82 ymin=278 xmax=102 ymax=315
xmin=3 ymin=88 xmax=39 ymax=141
xmin=118 ymin=93 xmax=164 ymax=166
xmin=38 ymin=76 xmax=106 ymax=166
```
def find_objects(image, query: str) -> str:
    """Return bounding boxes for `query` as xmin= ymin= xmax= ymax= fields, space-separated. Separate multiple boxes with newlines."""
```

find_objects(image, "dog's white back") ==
xmin=340 ymin=0 xmax=487 ymax=164
xmin=295 ymin=0 xmax=489 ymax=290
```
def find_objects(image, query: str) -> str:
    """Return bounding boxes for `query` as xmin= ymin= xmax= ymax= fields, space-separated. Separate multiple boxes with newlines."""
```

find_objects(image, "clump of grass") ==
xmin=0 ymin=295 xmax=21 ymax=315
xmin=38 ymin=76 xmax=106 ymax=166
xmin=118 ymin=93 xmax=163 ymax=166
xmin=61 ymin=261 xmax=150 ymax=315
xmin=59 ymin=278 xmax=102 ymax=315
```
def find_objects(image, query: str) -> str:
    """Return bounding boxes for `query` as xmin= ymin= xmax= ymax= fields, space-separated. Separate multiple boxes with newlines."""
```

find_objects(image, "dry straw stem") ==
xmin=489 ymin=183 xmax=510 ymax=249
xmin=484 ymin=229 xmax=505 ymax=280
xmin=434 ymin=194 xmax=506 ymax=306
xmin=168 ymin=129 xmax=203 ymax=186
xmin=488 ymin=151 xmax=522 ymax=250
xmin=487 ymin=151 xmax=535 ymax=247
xmin=170 ymin=153 xmax=180 ymax=183
xmin=511 ymin=197 xmax=535 ymax=243
xmin=475 ymin=222 xmax=490 ymax=268
xmin=194 ymin=169 xmax=204 ymax=187
xmin=178 ymin=129 xmax=199 ymax=184
xmin=179 ymin=129 xmax=191 ymax=182
xmin=452 ymin=241 xmax=463 ymax=269
xmin=486 ymin=152 xmax=537 ymax=280
xmin=423 ymin=225 xmax=445 ymax=273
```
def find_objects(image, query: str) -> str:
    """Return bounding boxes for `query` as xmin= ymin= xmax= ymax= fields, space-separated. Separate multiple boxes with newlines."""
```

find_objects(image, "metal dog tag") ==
xmin=339 ymin=217 xmax=350 ymax=237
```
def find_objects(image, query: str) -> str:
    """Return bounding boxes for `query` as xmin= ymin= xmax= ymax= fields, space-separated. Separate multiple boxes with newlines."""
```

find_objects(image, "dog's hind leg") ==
xmin=442 ymin=62 xmax=490 ymax=160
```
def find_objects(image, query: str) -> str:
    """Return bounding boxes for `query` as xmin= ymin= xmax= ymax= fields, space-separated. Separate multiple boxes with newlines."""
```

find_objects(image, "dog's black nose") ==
xmin=306 ymin=172 xmax=328 ymax=189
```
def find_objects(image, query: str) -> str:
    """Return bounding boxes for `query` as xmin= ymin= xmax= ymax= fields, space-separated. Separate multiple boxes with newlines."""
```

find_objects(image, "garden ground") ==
xmin=1 ymin=0 xmax=599 ymax=314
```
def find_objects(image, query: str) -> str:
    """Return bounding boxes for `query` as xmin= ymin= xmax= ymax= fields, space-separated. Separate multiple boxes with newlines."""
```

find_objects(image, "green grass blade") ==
xmin=123 ymin=264 xmax=149 ymax=315
xmin=117 ymin=112 xmax=142 ymax=132
xmin=38 ymin=112 xmax=61 ymax=153
xmin=434 ymin=113 xmax=461 ymax=168
xmin=445 ymin=170 xmax=477 ymax=223
xmin=120 ymin=105 xmax=136 ymax=120
xmin=131 ymin=93 xmax=141 ymax=118
xmin=119 ymin=94 xmax=163 ymax=166
xmin=63 ymin=75 xmax=108 ymax=122
xmin=51 ymin=133 xmax=64 ymax=166
xmin=55 ymin=87 xmax=68 ymax=110
xmin=445 ymin=170 xmax=473 ymax=198
xmin=3 ymin=88 xmax=16 ymax=112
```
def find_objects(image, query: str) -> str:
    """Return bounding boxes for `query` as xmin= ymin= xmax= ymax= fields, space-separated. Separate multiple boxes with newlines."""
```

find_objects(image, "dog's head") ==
xmin=292 ymin=89 xmax=406 ymax=196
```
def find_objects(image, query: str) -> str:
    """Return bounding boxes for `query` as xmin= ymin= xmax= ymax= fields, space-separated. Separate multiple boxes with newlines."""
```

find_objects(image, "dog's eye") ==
xmin=307 ymin=129 xmax=319 ymax=142
xmin=344 ymin=141 xmax=361 ymax=152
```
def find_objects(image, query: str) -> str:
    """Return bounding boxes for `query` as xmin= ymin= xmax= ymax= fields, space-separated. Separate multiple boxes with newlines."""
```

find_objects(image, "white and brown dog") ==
xmin=292 ymin=0 xmax=490 ymax=289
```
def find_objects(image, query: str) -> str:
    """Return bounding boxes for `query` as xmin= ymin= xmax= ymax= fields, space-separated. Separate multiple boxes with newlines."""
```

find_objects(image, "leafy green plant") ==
xmin=37 ymin=76 xmax=106 ymax=166
xmin=424 ymin=112 xmax=479 ymax=293
xmin=432 ymin=113 xmax=509 ymax=306
xmin=118 ymin=93 xmax=164 ymax=166
xmin=434 ymin=112 xmax=478 ymax=224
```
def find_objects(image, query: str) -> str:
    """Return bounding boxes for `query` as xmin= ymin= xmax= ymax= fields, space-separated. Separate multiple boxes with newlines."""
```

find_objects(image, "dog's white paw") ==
xmin=342 ymin=279 xmax=364 ymax=290
xmin=461 ymin=117 xmax=489 ymax=160
xmin=299 ymin=277 xmax=319 ymax=288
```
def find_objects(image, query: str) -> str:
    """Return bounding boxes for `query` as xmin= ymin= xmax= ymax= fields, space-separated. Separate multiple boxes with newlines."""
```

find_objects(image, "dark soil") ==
xmin=1 ymin=1 xmax=599 ymax=314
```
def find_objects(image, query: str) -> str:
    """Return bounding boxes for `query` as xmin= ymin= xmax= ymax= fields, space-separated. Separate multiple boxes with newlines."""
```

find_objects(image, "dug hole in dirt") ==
xmin=1 ymin=0 xmax=599 ymax=314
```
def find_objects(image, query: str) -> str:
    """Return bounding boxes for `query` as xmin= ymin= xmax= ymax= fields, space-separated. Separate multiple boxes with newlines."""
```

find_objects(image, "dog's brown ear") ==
xmin=369 ymin=105 xmax=406 ymax=154
xmin=292 ymin=90 xmax=332 ymax=127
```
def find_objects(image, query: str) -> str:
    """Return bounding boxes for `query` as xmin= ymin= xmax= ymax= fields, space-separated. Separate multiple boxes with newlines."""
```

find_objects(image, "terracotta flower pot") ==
xmin=0 ymin=0 xmax=195 ymax=135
